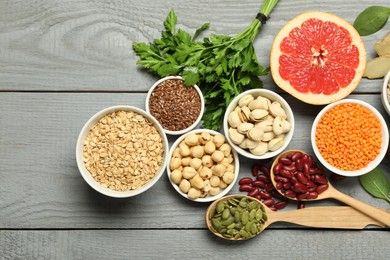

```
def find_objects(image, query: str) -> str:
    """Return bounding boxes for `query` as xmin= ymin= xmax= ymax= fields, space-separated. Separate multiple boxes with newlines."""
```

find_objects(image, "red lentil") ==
xmin=315 ymin=103 xmax=382 ymax=171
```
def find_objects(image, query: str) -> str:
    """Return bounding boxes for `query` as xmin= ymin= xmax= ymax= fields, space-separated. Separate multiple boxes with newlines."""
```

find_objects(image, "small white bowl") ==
xmin=167 ymin=129 xmax=240 ymax=202
xmin=145 ymin=76 xmax=205 ymax=135
xmin=76 ymin=105 xmax=169 ymax=198
xmin=381 ymin=69 xmax=390 ymax=116
xmin=311 ymin=99 xmax=389 ymax=177
xmin=223 ymin=89 xmax=295 ymax=160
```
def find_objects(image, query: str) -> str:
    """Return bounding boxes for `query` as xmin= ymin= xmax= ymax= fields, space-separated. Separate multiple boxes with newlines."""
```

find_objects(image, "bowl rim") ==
xmin=381 ymin=69 xmax=390 ymax=116
xmin=76 ymin=105 xmax=169 ymax=198
xmin=223 ymin=88 xmax=295 ymax=160
xmin=310 ymin=99 xmax=389 ymax=177
xmin=145 ymin=75 xmax=205 ymax=136
xmin=166 ymin=129 xmax=240 ymax=202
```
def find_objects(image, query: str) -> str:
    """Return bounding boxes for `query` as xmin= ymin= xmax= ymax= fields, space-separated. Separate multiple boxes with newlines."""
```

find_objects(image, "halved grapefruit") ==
xmin=270 ymin=11 xmax=366 ymax=105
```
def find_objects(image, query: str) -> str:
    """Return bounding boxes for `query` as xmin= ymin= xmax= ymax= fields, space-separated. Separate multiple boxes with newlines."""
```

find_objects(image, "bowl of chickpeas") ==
xmin=167 ymin=129 xmax=239 ymax=202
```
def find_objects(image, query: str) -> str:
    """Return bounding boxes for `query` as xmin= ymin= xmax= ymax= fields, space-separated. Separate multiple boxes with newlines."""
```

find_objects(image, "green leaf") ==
xmin=193 ymin=22 xmax=210 ymax=40
xmin=157 ymin=63 xmax=181 ymax=76
xmin=182 ymin=67 xmax=199 ymax=86
xmin=359 ymin=168 xmax=390 ymax=203
xmin=353 ymin=6 xmax=390 ymax=36
xmin=164 ymin=9 xmax=177 ymax=35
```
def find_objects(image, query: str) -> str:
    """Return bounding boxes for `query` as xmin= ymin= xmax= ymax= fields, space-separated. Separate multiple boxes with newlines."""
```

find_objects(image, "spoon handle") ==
xmin=267 ymin=206 xmax=386 ymax=229
xmin=330 ymin=188 xmax=390 ymax=227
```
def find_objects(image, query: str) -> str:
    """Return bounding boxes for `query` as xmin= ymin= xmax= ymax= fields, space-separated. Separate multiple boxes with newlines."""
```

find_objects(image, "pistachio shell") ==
xmin=237 ymin=122 xmax=254 ymax=135
xmin=262 ymin=132 xmax=275 ymax=142
xmin=238 ymin=95 xmax=254 ymax=107
xmin=247 ymin=127 xmax=264 ymax=141
xmin=269 ymin=102 xmax=287 ymax=119
xmin=238 ymin=106 xmax=251 ymax=122
xmin=256 ymin=96 xmax=271 ymax=110
xmin=248 ymin=99 xmax=262 ymax=110
xmin=282 ymin=120 xmax=292 ymax=133
xmin=268 ymin=136 xmax=285 ymax=151
xmin=228 ymin=110 xmax=242 ymax=128
xmin=255 ymin=120 xmax=273 ymax=132
xmin=240 ymin=138 xmax=259 ymax=149
xmin=228 ymin=128 xmax=245 ymax=145
xmin=249 ymin=109 xmax=269 ymax=122
xmin=249 ymin=142 xmax=268 ymax=156
xmin=272 ymin=116 xmax=284 ymax=136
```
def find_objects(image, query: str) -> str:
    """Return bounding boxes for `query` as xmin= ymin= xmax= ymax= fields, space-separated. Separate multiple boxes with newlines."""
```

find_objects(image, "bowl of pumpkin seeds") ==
xmin=205 ymin=195 xmax=268 ymax=240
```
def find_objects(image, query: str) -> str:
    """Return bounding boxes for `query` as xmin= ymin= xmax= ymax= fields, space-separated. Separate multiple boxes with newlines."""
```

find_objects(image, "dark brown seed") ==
xmin=275 ymin=200 xmax=288 ymax=209
xmin=239 ymin=177 xmax=253 ymax=185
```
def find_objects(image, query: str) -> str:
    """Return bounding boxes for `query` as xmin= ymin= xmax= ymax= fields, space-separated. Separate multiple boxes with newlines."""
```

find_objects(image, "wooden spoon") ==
xmin=206 ymin=195 xmax=385 ymax=240
xmin=270 ymin=150 xmax=390 ymax=227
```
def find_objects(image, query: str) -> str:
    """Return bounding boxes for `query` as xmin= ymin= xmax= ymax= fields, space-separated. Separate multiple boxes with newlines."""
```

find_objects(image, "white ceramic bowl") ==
xmin=223 ymin=89 xmax=295 ymax=160
xmin=381 ymin=69 xmax=390 ymax=116
xmin=311 ymin=99 xmax=389 ymax=177
xmin=167 ymin=129 xmax=239 ymax=202
xmin=145 ymin=76 xmax=205 ymax=135
xmin=76 ymin=105 xmax=169 ymax=198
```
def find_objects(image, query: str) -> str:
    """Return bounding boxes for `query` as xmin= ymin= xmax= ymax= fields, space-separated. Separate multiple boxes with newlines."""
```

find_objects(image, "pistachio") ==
xmin=269 ymin=101 xmax=287 ymax=119
xmin=238 ymin=94 xmax=254 ymax=107
xmin=249 ymin=142 xmax=268 ymax=156
xmin=247 ymin=99 xmax=262 ymax=110
xmin=237 ymin=122 xmax=254 ymax=135
xmin=249 ymin=109 xmax=269 ymax=122
xmin=272 ymin=116 xmax=284 ymax=135
xmin=247 ymin=127 xmax=264 ymax=141
xmin=268 ymin=135 xmax=285 ymax=151
xmin=255 ymin=120 xmax=273 ymax=133
xmin=256 ymin=96 xmax=271 ymax=110
xmin=282 ymin=120 xmax=292 ymax=133
xmin=262 ymin=132 xmax=275 ymax=142
xmin=238 ymin=106 xmax=251 ymax=122
xmin=241 ymin=138 xmax=259 ymax=149
xmin=228 ymin=110 xmax=242 ymax=128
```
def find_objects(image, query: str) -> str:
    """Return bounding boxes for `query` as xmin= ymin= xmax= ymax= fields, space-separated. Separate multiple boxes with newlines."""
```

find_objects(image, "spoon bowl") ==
xmin=205 ymin=194 xmax=386 ymax=241
xmin=270 ymin=150 xmax=390 ymax=227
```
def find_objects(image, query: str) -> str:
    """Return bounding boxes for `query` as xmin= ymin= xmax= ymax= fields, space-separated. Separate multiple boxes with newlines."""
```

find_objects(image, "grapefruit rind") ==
xmin=270 ymin=11 xmax=366 ymax=105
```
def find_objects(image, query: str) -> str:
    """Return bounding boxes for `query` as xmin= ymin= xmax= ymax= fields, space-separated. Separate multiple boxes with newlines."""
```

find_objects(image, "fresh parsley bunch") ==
xmin=133 ymin=0 xmax=279 ymax=130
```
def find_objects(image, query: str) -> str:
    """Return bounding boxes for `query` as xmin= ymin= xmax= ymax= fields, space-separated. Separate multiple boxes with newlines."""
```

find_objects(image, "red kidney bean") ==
xmin=283 ymin=182 xmax=292 ymax=190
xmin=297 ymin=201 xmax=306 ymax=209
xmin=309 ymin=168 xmax=317 ymax=175
xmin=307 ymin=186 xmax=317 ymax=192
xmin=252 ymin=180 xmax=266 ymax=189
xmin=330 ymin=173 xmax=346 ymax=181
xmin=259 ymin=165 xmax=270 ymax=176
xmin=295 ymin=159 xmax=304 ymax=171
xmin=239 ymin=184 xmax=254 ymax=192
xmin=306 ymin=191 xmax=318 ymax=199
xmin=262 ymin=199 xmax=275 ymax=207
xmin=248 ymin=188 xmax=260 ymax=197
xmin=268 ymin=206 xmax=277 ymax=211
xmin=296 ymin=193 xmax=308 ymax=200
xmin=306 ymin=181 xmax=316 ymax=188
xmin=290 ymin=176 xmax=298 ymax=184
xmin=283 ymin=165 xmax=296 ymax=172
xmin=291 ymin=151 xmax=303 ymax=161
xmin=271 ymin=190 xmax=283 ymax=199
xmin=314 ymin=174 xmax=328 ymax=185
xmin=307 ymin=156 xmax=314 ymax=167
xmin=259 ymin=190 xmax=272 ymax=200
xmin=276 ymin=181 xmax=283 ymax=190
xmin=273 ymin=162 xmax=283 ymax=175
xmin=279 ymin=157 xmax=292 ymax=165
xmin=255 ymin=194 xmax=262 ymax=201
xmin=302 ymin=154 xmax=308 ymax=163
xmin=284 ymin=190 xmax=296 ymax=198
xmin=256 ymin=174 xmax=269 ymax=183
xmin=265 ymin=183 xmax=275 ymax=192
xmin=296 ymin=172 xmax=308 ymax=184
xmin=252 ymin=164 xmax=259 ymax=176
xmin=274 ymin=176 xmax=289 ymax=183
xmin=280 ymin=169 xmax=293 ymax=179
xmin=316 ymin=184 xmax=329 ymax=194
xmin=293 ymin=182 xmax=308 ymax=193
xmin=239 ymin=177 xmax=253 ymax=185
xmin=303 ymin=163 xmax=310 ymax=176
xmin=275 ymin=200 xmax=288 ymax=209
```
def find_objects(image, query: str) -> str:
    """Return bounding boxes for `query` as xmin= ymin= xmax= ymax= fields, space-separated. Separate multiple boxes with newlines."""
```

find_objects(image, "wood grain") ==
xmin=0 ymin=0 xmax=388 ymax=91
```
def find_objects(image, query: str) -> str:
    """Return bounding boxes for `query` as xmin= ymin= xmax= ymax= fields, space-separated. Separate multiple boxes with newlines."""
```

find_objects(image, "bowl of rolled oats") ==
xmin=76 ymin=105 xmax=169 ymax=198
xmin=381 ymin=69 xmax=390 ymax=117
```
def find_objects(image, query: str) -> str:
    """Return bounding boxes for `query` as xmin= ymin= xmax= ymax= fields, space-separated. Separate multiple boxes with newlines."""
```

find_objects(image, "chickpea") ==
xmin=226 ymin=163 xmax=235 ymax=173
xmin=187 ymin=187 xmax=201 ymax=199
xmin=191 ymin=145 xmax=204 ymax=159
xmin=179 ymin=142 xmax=191 ymax=157
xmin=211 ymin=150 xmax=224 ymax=163
xmin=203 ymin=179 xmax=211 ymax=192
xmin=213 ymin=134 xmax=226 ymax=148
xmin=209 ymin=187 xmax=221 ymax=196
xmin=172 ymin=147 xmax=182 ymax=159
xmin=219 ymin=180 xmax=228 ymax=189
xmin=204 ymin=140 xmax=216 ymax=154
xmin=190 ymin=175 xmax=204 ymax=190
xmin=209 ymin=175 xmax=221 ymax=187
xmin=170 ymin=157 xmax=181 ymax=171
xmin=170 ymin=169 xmax=182 ymax=184
xmin=222 ymin=171 xmax=235 ymax=184
xmin=185 ymin=133 xmax=199 ymax=146
xmin=179 ymin=179 xmax=191 ymax=193
xmin=198 ymin=167 xmax=212 ymax=180
xmin=219 ymin=143 xmax=232 ymax=157
xmin=199 ymin=132 xmax=211 ymax=145
xmin=182 ymin=166 xmax=197 ymax=179
xmin=202 ymin=155 xmax=213 ymax=168
xmin=212 ymin=164 xmax=226 ymax=177
xmin=190 ymin=158 xmax=202 ymax=170
xmin=181 ymin=157 xmax=191 ymax=167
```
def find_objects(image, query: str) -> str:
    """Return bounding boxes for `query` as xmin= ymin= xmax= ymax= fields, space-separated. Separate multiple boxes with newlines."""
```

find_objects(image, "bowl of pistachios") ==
xmin=223 ymin=89 xmax=295 ymax=160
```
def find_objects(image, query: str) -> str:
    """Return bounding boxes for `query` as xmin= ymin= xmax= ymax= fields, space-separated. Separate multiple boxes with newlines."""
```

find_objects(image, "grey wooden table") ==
xmin=1 ymin=0 xmax=390 ymax=259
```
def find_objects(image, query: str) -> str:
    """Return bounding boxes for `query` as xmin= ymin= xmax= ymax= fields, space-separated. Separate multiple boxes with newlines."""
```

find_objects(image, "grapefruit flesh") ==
xmin=270 ymin=12 xmax=366 ymax=105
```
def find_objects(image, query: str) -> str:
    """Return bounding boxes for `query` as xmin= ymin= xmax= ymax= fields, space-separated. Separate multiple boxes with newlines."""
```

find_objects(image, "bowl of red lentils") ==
xmin=146 ymin=76 xmax=205 ymax=135
xmin=311 ymin=99 xmax=389 ymax=177
xmin=76 ymin=105 xmax=169 ymax=198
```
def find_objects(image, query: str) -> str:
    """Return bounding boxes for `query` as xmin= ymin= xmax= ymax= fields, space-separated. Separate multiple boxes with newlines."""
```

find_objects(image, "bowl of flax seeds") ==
xmin=146 ymin=76 xmax=205 ymax=135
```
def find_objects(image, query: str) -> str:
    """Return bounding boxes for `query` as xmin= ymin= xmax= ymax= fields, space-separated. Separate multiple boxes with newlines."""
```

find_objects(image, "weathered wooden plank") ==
xmin=1 ymin=230 xmax=389 ymax=260
xmin=0 ymin=93 xmax=389 ymax=228
xmin=0 ymin=0 xmax=387 ymax=92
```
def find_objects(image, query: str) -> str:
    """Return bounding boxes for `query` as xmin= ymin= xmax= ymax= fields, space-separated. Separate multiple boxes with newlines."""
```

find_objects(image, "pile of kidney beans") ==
xmin=239 ymin=153 xmax=345 ymax=211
